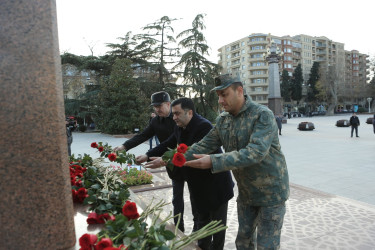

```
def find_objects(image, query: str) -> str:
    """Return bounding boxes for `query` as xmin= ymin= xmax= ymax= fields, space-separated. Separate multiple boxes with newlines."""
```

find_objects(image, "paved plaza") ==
xmin=71 ymin=113 xmax=375 ymax=249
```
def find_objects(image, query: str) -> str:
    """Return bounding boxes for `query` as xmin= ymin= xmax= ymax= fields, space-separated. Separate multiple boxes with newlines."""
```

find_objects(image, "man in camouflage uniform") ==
xmin=184 ymin=74 xmax=289 ymax=249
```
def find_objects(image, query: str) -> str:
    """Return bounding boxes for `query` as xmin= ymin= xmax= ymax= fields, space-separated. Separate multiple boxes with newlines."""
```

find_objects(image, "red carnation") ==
xmin=77 ymin=187 xmax=88 ymax=202
xmin=172 ymin=152 xmax=186 ymax=167
xmin=75 ymin=179 xmax=82 ymax=187
xmin=87 ymin=212 xmax=100 ymax=224
xmin=108 ymin=153 xmax=117 ymax=162
xmin=72 ymin=189 xmax=79 ymax=202
xmin=98 ymin=146 xmax=104 ymax=152
xmin=177 ymin=143 xmax=188 ymax=154
xmin=100 ymin=213 xmax=115 ymax=222
xmin=122 ymin=200 xmax=140 ymax=220
xmin=96 ymin=238 xmax=113 ymax=250
xmin=79 ymin=233 xmax=98 ymax=249
xmin=91 ymin=142 xmax=98 ymax=148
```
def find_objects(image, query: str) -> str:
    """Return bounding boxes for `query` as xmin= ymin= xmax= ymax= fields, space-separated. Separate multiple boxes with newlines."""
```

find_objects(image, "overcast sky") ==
xmin=56 ymin=0 xmax=374 ymax=62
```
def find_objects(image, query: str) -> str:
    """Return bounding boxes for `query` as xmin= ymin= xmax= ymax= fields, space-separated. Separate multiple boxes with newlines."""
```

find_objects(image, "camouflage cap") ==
xmin=211 ymin=74 xmax=242 ymax=91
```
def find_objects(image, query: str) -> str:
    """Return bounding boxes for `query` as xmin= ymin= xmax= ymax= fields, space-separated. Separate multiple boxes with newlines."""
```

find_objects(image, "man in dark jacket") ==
xmin=349 ymin=112 xmax=360 ymax=137
xmin=113 ymin=91 xmax=187 ymax=232
xmin=143 ymin=98 xmax=234 ymax=250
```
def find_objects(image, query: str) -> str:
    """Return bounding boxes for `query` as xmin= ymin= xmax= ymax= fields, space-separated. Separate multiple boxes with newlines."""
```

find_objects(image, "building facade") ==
xmin=218 ymin=33 xmax=368 ymax=108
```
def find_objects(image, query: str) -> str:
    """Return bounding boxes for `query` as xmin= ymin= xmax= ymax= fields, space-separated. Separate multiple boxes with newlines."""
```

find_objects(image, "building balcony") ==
xmin=250 ymin=65 xmax=268 ymax=70
xmin=248 ymin=40 xmax=268 ymax=46
xmin=249 ymin=48 xmax=267 ymax=53
xmin=316 ymin=57 xmax=326 ymax=62
xmin=249 ymin=82 xmax=269 ymax=87
xmin=249 ymin=74 xmax=268 ymax=78
xmin=248 ymin=57 xmax=265 ymax=62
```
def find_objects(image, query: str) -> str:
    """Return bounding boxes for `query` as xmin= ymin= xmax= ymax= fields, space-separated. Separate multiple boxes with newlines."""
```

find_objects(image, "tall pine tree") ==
xmin=280 ymin=70 xmax=291 ymax=102
xmin=290 ymin=64 xmax=303 ymax=103
xmin=174 ymin=14 xmax=220 ymax=119
xmin=307 ymin=62 xmax=320 ymax=103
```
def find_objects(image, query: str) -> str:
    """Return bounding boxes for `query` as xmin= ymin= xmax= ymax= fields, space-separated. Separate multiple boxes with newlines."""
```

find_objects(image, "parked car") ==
xmin=311 ymin=111 xmax=326 ymax=116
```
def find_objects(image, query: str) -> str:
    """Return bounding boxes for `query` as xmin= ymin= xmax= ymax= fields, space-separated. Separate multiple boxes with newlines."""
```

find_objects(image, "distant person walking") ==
xmin=275 ymin=114 xmax=282 ymax=135
xmin=66 ymin=119 xmax=73 ymax=156
xmin=149 ymin=112 xmax=160 ymax=149
xmin=349 ymin=112 xmax=360 ymax=137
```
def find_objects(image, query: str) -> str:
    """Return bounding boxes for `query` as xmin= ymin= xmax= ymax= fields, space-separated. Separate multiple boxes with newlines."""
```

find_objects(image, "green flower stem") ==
xmin=170 ymin=220 xmax=227 ymax=249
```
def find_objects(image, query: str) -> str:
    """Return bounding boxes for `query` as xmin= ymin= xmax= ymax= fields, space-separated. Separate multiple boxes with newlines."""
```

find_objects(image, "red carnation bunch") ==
xmin=91 ymin=142 xmax=98 ymax=148
xmin=72 ymin=187 xmax=89 ymax=203
xmin=162 ymin=143 xmax=189 ymax=170
xmin=172 ymin=152 xmax=186 ymax=167
xmin=108 ymin=153 xmax=117 ymax=162
xmin=70 ymin=163 xmax=88 ymax=203
xmin=122 ymin=200 xmax=140 ymax=220
xmin=79 ymin=234 xmax=127 ymax=250
xmin=177 ymin=143 xmax=188 ymax=154
xmin=86 ymin=212 xmax=116 ymax=225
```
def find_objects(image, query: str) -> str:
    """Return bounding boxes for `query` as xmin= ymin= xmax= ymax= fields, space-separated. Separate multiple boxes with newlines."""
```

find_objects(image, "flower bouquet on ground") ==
xmin=79 ymin=199 xmax=228 ymax=250
xmin=161 ymin=143 xmax=189 ymax=171
xmin=91 ymin=142 xmax=135 ymax=166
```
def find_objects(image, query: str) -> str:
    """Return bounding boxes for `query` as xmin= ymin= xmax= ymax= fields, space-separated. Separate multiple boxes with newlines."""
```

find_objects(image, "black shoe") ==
xmin=356 ymin=136 xmax=359 ymax=137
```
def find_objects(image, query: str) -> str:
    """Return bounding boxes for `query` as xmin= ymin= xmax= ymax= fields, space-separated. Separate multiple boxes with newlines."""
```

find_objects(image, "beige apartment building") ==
xmin=218 ymin=33 xmax=368 ymax=108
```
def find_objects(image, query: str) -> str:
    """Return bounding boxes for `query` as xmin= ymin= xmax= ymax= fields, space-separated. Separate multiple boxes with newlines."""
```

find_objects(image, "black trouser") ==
xmin=197 ymin=201 xmax=228 ymax=250
xmin=351 ymin=125 xmax=358 ymax=137
xmin=172 ymin=179 xmax=198 ymax=232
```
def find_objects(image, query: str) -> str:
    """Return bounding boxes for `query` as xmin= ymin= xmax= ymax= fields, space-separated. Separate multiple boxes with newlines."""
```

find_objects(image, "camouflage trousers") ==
xmin=235 ymin=202 xmax=286 ymax=250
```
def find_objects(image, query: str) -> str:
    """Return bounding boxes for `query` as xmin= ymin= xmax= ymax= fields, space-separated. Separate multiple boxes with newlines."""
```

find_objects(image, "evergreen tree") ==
xmin=290 ymin=64 xmax=303 ymax=102
xmin=174 ymin=14 xmax=220 ymax=119
xmin=280 ymin=70 xmax=291 ymax=102
xmin=307 ymin=62 xmax=320 ymax=102
xmin=95 ymin=58 xmax=149 ymax=134
xmin=135 ymin=16 xmax=180 ymax=93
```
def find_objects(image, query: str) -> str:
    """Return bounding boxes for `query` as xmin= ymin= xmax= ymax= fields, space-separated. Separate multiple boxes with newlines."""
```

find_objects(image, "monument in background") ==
xmin=264 ymin=40 xmax=283 ymax=116
xmin=0 ymin=0 xmax=76 ymax=249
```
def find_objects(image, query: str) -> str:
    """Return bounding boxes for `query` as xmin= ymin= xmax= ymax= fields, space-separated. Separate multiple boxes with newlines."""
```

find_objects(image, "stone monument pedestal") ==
xmin=0 ymin=0 xmax=76 ymax=249
xmin=268 ymin=97 xmax=283 ymax=116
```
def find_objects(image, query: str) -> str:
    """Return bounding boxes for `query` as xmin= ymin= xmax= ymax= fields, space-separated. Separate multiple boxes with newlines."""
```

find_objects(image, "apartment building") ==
xmin=218 ymin=33 xmax=368 ymax=106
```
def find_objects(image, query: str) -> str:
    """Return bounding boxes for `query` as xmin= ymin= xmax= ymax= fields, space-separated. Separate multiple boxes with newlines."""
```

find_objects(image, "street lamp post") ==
xmin=367 ymin=97 xmax=372 ymax=113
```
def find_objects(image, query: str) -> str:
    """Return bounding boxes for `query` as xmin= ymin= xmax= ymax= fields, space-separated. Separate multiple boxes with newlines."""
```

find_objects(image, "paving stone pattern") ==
xmin=72 ymin=114 xmax=375 ymax=249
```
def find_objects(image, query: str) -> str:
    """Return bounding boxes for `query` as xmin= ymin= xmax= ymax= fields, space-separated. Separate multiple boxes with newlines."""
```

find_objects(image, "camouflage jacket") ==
xmin=185 ymin=96 xmax=289 ymax=206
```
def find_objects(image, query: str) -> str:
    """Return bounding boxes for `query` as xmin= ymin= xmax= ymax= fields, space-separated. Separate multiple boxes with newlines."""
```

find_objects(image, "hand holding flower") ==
xmin=183 ymin=154 xmax=212 ymax=169
xmin=144 ymin=157 xmax=166 ymax=169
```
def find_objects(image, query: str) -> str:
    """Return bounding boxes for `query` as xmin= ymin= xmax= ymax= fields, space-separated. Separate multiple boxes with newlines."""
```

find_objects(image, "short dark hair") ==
xmin=230 ymin=81 xmax=243 ymax=90
xmin=171 ymin=98 xmax=195 ymax=113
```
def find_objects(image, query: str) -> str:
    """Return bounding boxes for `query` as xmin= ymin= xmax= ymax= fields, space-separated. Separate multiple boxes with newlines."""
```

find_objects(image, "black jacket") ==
xmin=350 ymin=116 xmax=360 ymax=126
xmin=123 ymin=113 xmax=175 ymax=150
xmin=148 ymin=113 xmax=234 ymax=212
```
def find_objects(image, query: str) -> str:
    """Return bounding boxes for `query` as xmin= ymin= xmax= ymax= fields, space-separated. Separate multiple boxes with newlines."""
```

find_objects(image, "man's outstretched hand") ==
xmin=184 ymin=154 xmax=212 ymax=169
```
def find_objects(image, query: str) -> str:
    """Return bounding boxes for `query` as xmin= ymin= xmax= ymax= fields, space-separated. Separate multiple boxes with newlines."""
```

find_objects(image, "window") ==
xmin=242 ymin=57 xmax=245 ymax=62
xmin=227 ymin=55 xmax=230 ymax=59
xmin=252 ymin=62 xmax=265 ymax=67
xmin=251 ymin=37 xmax=265 ymax=42
xmin=252 ymin=46 xmax=264 ymax=50
xmin=241 ymin=41 xmax=245 ymax=46
xmin=242 ymin=65 xmax=246 ymax=69
xmin=242 ymin=49 xmax=245 ymax=54
xmin=251 ymin=54 xmax=263 ymax=58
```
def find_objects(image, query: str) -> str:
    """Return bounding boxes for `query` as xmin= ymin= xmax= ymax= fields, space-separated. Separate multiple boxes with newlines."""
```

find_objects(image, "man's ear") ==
xmin=236 ymin=86 xmax=244 ymax=96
